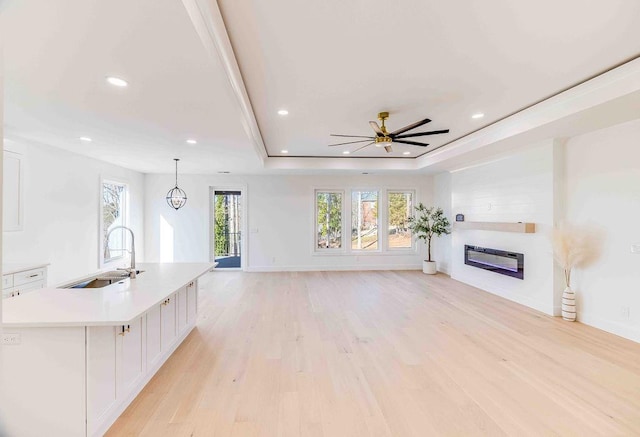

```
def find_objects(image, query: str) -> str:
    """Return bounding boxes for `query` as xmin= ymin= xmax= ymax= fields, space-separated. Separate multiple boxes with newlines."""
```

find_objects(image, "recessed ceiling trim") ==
xmin=416 ymin=56 xmax=640 ymax=170
xmin=264 ymin=156 xmax=419 ymax=172
xmin=181 ymin=0 xmax=268 ymax=163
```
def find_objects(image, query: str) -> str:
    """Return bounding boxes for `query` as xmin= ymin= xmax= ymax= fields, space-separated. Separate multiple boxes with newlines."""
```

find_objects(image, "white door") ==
xmin=177 ymin=286 xmax=188 ymax=334
xmin=187 ymin=281 xmax=198 ymax=324
xmin=87 ymin=326 xmax=117 ymax=435
xmin=160 ymin=294 xmax=176 ymax=351
xmin=116 ymin=317 xmax=144 ymax=397
xmin=146 ymin=304 xmax=162 ymax=368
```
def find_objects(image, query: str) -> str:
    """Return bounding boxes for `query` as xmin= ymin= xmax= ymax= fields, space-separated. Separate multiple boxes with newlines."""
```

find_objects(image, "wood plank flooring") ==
xmin=106 ymin=271 xmax=640 ymax=436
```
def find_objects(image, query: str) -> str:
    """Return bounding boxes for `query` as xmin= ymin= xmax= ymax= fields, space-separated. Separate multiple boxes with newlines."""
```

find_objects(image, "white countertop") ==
xmin=2 ymin=263 xmax=50 ymax=275
xmin=2 ymin=263 xmax=215 ymax=328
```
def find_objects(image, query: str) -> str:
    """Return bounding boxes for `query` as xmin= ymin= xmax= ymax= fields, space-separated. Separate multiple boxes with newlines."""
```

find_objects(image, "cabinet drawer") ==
xmin=3 ymin=282 xmax=44 ymax=298
xmin=2 ymin=274 xmax=13 ymax=290
xmin=14 ymin=268 xmax=46 ymax=286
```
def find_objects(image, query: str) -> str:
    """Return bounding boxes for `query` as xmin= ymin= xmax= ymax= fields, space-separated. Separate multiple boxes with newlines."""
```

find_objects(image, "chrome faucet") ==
xmin=105 ymin=226 xmax=137 ymax=279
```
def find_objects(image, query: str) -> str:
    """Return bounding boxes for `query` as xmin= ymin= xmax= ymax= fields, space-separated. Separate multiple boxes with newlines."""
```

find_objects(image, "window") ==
xmin=387 ymin=191 xmax=414 ymax=249
xmin=101 ymin=180 xmax=128 ymax=264
xmin=352 ymin=190 xmax=379 ymax=250
xmin=316 ymin=191 xmax=343 ymax=250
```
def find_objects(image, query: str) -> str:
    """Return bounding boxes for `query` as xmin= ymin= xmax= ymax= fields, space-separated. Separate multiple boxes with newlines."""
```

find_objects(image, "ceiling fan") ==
xmin=329 ymin=112 xmax=449 ymax=153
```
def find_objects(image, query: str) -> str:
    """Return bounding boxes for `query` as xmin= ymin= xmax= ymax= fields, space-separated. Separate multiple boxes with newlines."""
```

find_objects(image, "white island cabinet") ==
xmin=1 ymin=263 xmax=213 ymax=437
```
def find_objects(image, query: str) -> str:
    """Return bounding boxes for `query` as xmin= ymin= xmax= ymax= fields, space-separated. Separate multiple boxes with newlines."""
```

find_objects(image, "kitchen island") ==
xmin=1 ymin=262 xmax=215 ymax=437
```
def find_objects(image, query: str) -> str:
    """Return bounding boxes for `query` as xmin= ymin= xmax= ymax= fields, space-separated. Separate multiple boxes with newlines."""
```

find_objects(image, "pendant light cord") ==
xmin=174 ymin=158 xmax=179 ymax=187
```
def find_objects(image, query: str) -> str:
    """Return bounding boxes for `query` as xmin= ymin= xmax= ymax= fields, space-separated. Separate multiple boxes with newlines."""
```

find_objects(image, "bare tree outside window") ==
xmin=388 ymin=192 xmax=413 ymax=248
xmin=102 ymin=182 xmax=127 ymax=262
xmin=316 ymin=192 xmax=342 ymax=249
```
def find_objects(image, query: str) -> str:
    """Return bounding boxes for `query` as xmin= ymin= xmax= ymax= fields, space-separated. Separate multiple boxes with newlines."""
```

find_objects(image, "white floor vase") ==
xmin=562 ymin=286 xmax=576 ymax=321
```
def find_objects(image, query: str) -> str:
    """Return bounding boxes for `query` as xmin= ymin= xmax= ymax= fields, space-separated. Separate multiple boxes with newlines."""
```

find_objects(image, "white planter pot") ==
xmin=562 ymin=286 xmax=576 ymax=321
xmin=423 ymin=260 xmax=437 ymax=275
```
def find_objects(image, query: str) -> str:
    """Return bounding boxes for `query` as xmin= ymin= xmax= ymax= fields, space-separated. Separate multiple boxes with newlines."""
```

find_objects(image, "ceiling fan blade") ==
xmin=330 ymin=134 xmax=375 ymax=139
xmin=389 ymin=118 xmax=431 ymax=136
xmin=394 ymin=129 xmax=449 ymax=139
xmin=384 ymin=145 xmax=393 ymax=153
xmin=369 ymin=121 xmax=384 ymax=136
xmin=393 ymin=139 xmax=430 ymax=147
xmin=328 ymin=139 xmax=374 ymax=147
xmin=351 ymin=142 xmax=375 ymax=153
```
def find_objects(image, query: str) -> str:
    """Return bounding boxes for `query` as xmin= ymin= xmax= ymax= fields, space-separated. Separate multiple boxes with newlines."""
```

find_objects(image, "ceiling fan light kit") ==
xmin=329 ymin=111 xmax=449 ymax=154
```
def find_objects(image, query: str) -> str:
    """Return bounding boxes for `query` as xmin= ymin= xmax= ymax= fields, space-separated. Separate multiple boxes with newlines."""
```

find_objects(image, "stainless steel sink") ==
xmin=65 ymin=270 xmax=144 ymax=289
xmin=69 ymin=278 xmax=116 ymax=289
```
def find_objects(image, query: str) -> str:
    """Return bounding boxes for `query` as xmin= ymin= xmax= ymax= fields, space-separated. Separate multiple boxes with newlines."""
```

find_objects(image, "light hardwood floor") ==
xmin=107 ymin=271 xmax=640 ymax=436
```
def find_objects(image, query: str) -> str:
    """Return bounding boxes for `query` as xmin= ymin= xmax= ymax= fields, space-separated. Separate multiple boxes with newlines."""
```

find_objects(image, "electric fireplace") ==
xmin=464 ymin=245 xmax=524 ymax=279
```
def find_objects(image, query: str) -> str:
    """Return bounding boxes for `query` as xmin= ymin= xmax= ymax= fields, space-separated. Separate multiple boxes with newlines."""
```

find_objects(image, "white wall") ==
xmin=565 ymin=119 xmax=640 ymax=341
xmin=449 ymin=142 xmax=557 ymax=315
xmin=2 ymin=140 xmax=145 ymax=286
xmin=144 ymin=173 xmax=433 ymax=271
xmin=433 ymin=172 xmax=452 ymax=275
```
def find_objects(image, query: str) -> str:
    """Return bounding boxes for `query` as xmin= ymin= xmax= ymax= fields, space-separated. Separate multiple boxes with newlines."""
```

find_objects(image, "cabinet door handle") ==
xmin=118 ymin=325 xmax=131 ymax=336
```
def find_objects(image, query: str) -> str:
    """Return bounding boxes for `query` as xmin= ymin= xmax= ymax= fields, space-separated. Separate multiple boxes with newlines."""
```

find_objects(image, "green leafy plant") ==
xmin=407 ymin=203 xmax=451 ymax=262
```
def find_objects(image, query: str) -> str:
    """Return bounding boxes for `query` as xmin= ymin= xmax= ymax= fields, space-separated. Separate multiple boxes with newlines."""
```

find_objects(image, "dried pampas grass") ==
xmin=552 ymin=223 xmax=602 ymax=287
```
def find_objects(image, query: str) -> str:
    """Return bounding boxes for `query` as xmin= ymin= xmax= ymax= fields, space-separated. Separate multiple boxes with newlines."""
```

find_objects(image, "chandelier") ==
xmin=166 ymin=158 xmax=187 ymax=210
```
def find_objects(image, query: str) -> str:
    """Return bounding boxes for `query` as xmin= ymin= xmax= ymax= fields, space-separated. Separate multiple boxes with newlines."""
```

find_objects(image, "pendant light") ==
xmin=166 ymin=158 xmax=187 ymax=210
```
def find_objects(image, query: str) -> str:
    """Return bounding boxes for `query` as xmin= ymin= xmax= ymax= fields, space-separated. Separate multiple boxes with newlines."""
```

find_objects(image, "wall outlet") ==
xmin=621 ymin=306 xmax=631 ymax=320
xmin=2 ymin=333 xmax=21 ymax=345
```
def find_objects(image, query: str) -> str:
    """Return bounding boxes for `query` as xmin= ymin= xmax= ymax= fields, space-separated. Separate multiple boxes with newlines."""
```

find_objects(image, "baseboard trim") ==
xmin=577 ymin=311 xmax=640 ymax=343
xmin=244 ymin=264 xmax=422 ymax=272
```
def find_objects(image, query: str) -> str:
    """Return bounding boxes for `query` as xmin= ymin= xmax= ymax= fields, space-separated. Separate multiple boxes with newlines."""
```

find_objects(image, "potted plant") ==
xmin=408 ymin=203 xmax=451 ymax=274
xmin=551 ymin=223 xmax=601 ymax=321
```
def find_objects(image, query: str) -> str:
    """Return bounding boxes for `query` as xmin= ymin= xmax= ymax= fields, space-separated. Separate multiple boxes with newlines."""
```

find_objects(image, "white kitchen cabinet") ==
xmin=3 ymin=150 xmax=24 ymax=231
xmin=146 ymin=303 xmax=162 ymax=369
xmin=116 ymin=317 xmax=144 ymax=398
xmin=87 ymin=316 xmax=143 ymax=436
xmin=87 ymin=326 xmax=117 ymax=435
xmin=177 ymin=285 xmax=188 ymax=334
xmin=160 ymin=293 xmax=176 ymax=351
xmin=187 ymin=280 xmax=197 ymax=324
xmin=2 ymin=264 xmax=48 ymax=299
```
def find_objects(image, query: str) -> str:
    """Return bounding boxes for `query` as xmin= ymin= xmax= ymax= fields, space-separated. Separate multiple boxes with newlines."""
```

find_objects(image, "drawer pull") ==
xmin=28 ymin=274 xmax=39 ymax=278
xmin=118 ymin=325 xmax=131 ymax=336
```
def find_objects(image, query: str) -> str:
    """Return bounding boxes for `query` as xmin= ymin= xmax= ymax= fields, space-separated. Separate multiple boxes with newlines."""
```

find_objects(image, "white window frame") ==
xmin=350 ymin=188 xmax=382 ymax=253
xmin=313 ymin=189 xmax=346 ymax=254
xmin=99 ymin=178 xmax=130 ymax=267
xmin=386 ymin=189 xmax=417 ymax=252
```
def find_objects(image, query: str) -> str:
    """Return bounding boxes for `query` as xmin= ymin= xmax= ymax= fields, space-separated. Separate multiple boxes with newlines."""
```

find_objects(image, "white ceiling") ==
xmin=218 ymin=0 xmax=640 ymax=158
xmin=2 ymin=0 xmax=260 ymax=174
xmin=3 ymin=0 xmax=640 ymax=174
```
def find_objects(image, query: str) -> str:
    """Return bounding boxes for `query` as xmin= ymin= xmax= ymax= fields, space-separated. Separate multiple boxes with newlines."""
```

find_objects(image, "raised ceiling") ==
xmin=2 ymin=0 xmax=260 ymax=174
xmin=218 ymin=0 xmax=640 ymax=158
xmin=3 ymin=0 xmax=640 ymax=174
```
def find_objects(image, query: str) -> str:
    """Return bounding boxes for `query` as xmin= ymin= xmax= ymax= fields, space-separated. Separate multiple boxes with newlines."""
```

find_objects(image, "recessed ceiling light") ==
xmin=277 ymin=109 xmax=289 ymax=116
xmin=79 ymin=137 xmax=92 ymax=142
xmin=281 ymin=150 xmax=289 ymax=154
xmin=403 ymin=151 xmax=410 ymax=155
xmin=186 ymin=139 xmax=197 ymax=145
xmin=106 ymin=76 xmax=128 ymax=87
xmin=342 ymin=151 xmax=350 ymax=155
xmin=471 ymin=113 xmax=484 ymax=119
